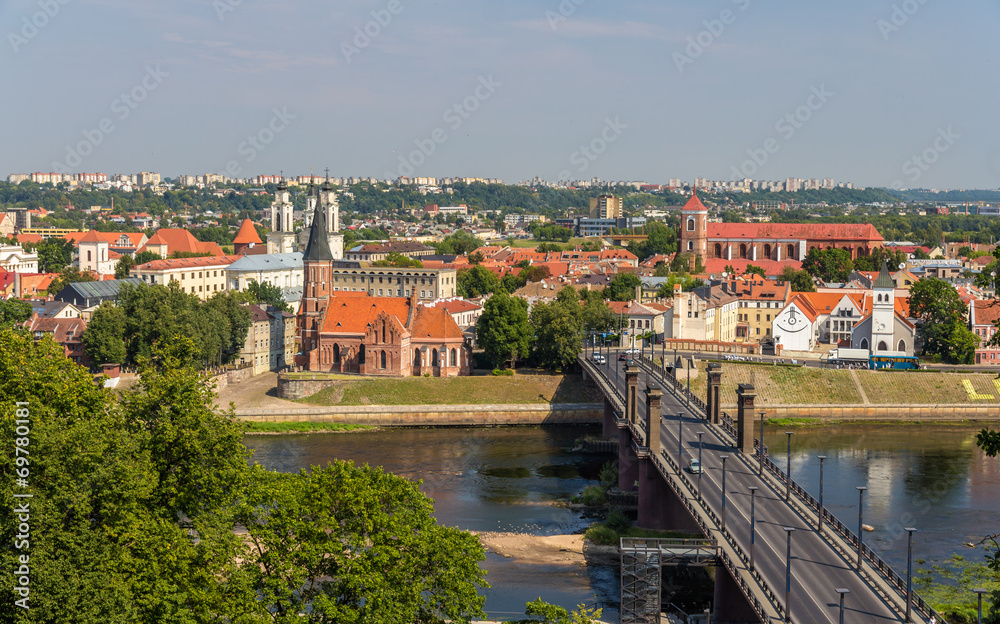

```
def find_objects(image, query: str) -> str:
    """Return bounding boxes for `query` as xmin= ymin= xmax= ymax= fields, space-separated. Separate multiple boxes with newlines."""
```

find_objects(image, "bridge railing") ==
xmin=636 ymin=355 xmax=707 ymax=415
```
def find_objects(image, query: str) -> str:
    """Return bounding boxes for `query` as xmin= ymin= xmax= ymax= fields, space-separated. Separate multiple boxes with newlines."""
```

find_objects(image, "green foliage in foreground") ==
xmin=916 ymin=554 xmax=1000 ymax=624
xmin=505 ymin=598 xmax=602 ymax=624
xmin=0 ymin=328 xmax=488 ymax=623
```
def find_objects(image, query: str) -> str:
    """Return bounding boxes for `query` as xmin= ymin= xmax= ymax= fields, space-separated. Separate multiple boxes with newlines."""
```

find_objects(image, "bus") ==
xmin=869 ymin=355 xmax=920 ymax=370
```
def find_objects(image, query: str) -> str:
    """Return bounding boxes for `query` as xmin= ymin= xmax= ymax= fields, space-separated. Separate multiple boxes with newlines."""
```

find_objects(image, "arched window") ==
xmin=763 ymin=244 xmax=772 ymax=260
xmin=450 ymin=348 xmax=457 ymax=367
xmin=333 ymin=344 xmax=340 ymax=364
xmin=432 ymin=349 xmax=439 ymax=367
xmin=739 ymin=244 xmax=748 ymax=259
xmin=87 ymin=250 xmax=92 ymax=262
xmin=359 ymin=345 xmax=366 ymax=365
xmin=714 ymin=243 xmax=722 ymax=257
xmin=877 ymin=294 xmax=882 ymax=303
xmin=898 ymin=339 xmax=906 ymax=352
xmin=414 ymin=349 xmax=421 ymax=366
xmin=787 ymin=244 xmax=795 ymax=258
xmin=380 ymin=351 xmax=387 ymax=369
xmin=860 ymin=338 xmax=869 ymax=350
xmin=687 ymin=240 xmax=693 ymax=251
xmin=382 ymin=324 xmax=386 ymax=344
xmin=686 ymin=217 xmax=695 ymax=231
xmin=877 ymin=341 xmax=888 ymax=351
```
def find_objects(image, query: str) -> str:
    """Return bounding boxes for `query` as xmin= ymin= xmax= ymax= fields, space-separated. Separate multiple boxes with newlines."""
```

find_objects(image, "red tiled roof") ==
xmin=973 ymin=299 xmax=1000 ymax=327
xmin=411 ymin=306 xmax=464 ymax=339
xmin=233 ymin=219 xmax=263 ymax=245
xmin=707 ymin=223 xmax=883 ymax=241
xmin=703 ymin=258 xmax=802 ymax=276
xmin=135 ymin=255 xmax=241 ymax=271
xmin=320 ymin=293 xmax=463 ymax=340
xmin=140 ymin=228 xmax=225 ymax=256
xmin=682 ymin=191 xmax=708 ymax=212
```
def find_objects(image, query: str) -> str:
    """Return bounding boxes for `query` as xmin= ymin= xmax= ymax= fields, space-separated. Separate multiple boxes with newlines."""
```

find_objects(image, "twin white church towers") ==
xmin=266 ymin=176 xmax=344 ymax=259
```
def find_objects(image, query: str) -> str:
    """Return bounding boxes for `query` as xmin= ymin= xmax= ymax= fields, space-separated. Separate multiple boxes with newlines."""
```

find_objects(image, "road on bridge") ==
xmin=589 ymin=348 xmax=931 ymax=624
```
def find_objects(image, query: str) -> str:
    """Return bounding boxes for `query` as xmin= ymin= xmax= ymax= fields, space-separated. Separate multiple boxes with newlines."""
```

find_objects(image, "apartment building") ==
xmin=669 ymin=283 xmax=739 ymax=343
xmin=329 ymin=263 xmax=458 ymax=300
xmin=133 ymin=255 xmax=240 ymax=299
xmin=240 ymin=304 xmax=296 ymax=374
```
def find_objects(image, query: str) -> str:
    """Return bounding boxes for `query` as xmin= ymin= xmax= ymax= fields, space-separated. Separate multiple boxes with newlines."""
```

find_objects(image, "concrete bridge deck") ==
xmin=580 ymin=350 xmax=944 ymax=624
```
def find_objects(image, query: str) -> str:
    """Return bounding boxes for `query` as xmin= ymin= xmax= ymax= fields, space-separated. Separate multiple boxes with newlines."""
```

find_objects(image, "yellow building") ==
xmin=133 ymin=255 xmax=240 ymax=300
xmin=589 ymin=195 xmax=623 ymax=219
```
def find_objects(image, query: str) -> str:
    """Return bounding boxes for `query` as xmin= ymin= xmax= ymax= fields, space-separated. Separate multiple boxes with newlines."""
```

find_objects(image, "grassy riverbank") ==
xmin=689 ymin=362 xmax=1000 ymax=405
xmin=243 ymin=422 xmax=374 ymax=434
xmin=298 ymin=373 xmax=603 ymax=406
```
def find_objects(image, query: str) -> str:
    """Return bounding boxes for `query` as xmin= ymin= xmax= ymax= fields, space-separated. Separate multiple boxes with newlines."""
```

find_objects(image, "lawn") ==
xmin=297 ymin=373 xmax=604 ymax=406
xmin=688 ymin=362 xmax=864 ymax=406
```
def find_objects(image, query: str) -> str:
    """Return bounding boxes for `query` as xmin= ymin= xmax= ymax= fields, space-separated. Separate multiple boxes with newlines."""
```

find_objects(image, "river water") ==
xmin=244 ymin=422 xmax=1000 ymax=619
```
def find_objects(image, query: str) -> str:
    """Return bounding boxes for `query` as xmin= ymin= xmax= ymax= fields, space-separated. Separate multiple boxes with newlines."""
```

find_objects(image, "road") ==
xmin=588 ymin=347 xmax=927 ymax=624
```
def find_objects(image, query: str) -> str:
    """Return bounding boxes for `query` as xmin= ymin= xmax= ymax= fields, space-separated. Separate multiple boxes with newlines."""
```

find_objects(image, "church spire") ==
xmin=873 ymin=260 xmax=894 ymax=289
xmin=303 ymin=185 xmax=333 ymax=261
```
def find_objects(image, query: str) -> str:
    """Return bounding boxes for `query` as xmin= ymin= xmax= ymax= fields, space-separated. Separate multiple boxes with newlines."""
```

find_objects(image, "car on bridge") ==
xmin=686 ymin=457 xmax=703 ymax=474
xmin=592 ymin=353 xmax=607 ymax=365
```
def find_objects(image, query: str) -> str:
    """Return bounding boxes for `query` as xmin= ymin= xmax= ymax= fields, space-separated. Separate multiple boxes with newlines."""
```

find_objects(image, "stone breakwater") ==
xmin=235 ymin=403 xmax=603 ymax=426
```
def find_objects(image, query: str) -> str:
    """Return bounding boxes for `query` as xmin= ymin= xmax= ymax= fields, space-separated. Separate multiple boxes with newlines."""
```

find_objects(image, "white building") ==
xmin=226 ymin=252 xmax=304 ymax=292
xmin=0 ymin=245 xmax=39 ymax=274
xmin=851 ymin=263 xmax=916 ymax=355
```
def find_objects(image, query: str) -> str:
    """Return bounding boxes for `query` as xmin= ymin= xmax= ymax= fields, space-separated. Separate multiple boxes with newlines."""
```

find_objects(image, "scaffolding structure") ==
xmin=621 ymin=538 xmax=719 ymax=624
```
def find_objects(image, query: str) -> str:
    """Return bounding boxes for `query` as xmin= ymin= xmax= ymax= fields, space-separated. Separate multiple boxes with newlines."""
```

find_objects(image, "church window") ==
xmin=686 ymin=218 xmax=695 ymax=232
xmin=898 ymin=339 xmax=905 ymax=352
xmin=740 ymin=244 xmax=748 ymax=259
xmin=380 ymin=351 xmax=387 ymax=369
xmin=878 ymin=341 xmax=888 ymax=351
xmin=450 ymin=348 xmax=457 ymax=367
xmin=714 ymin=243 xmax=722 ymax=257
xmin=687 ymin=241 xmax=693 ymax=251
xmin=432 ymin=349 xmax=439 ymax=367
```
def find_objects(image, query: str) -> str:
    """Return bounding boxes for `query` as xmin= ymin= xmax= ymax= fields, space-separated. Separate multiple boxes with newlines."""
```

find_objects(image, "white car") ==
xmin=592 ymin=353 xmax=607 ymax=365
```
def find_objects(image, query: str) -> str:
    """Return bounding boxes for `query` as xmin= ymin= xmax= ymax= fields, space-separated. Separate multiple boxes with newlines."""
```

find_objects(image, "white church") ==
xmin=266 ymin=177 xmax=343 ymax=260
xmin=850 ymin=262 xmax=916 ymax=356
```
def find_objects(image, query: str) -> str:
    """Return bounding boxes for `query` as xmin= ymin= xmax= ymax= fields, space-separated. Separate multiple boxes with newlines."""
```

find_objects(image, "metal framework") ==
xmin=621 ymin=538 xmax=719 ymax=624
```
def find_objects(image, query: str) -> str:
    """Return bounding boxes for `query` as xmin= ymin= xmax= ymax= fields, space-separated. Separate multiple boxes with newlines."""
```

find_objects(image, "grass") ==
xmin=243 ymin=421 xmax=373 ymax=434
xmin=766 ymin=417 xmax=824 ymax=427
xmin=584 ymin=523 xmax=702 ymax=546
xmin=297 ymin=373 xmax=604 ymax=406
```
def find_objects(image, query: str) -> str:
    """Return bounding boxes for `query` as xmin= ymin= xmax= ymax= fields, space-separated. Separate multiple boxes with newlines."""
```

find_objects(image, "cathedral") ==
xmin=267 ymin=177 xmax=343 ymax=259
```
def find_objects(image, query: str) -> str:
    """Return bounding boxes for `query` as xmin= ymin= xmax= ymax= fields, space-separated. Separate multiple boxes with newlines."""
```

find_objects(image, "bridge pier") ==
xmin=713 ymin=564 xmax=764 ymax=623
xmin=736 ymin=383 xmax=756 ymax=454
xmin=625 ymin=363 xmax=640 ymax=425
xmin=602 ymin=398 xmax=617 ymax=439
xmin=637 ymin=458 xmax=703 ymax=532
xmin=707 ymin=363 xmax=722 ymax=424
xmin=619 ymin=438 xmax=639 ymax=491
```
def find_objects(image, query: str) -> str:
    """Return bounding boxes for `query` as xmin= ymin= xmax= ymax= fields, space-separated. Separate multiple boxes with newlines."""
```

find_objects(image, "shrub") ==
xmin=585 ymin=524 xmax=618 ymax=546
xmin=580 ymin=485 xmax=607 ymax=507
xmin=605 ymin=507 xmax=631 ymax=533
xmin=492 ymin=368 xmax=515 ymax=376
xmin=598 ymin=460 xmax=617 ymax=487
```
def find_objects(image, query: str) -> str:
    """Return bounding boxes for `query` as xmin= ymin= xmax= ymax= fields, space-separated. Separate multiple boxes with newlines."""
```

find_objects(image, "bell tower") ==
xmin=871 ymin=261 xmax=896 ymax=353
xmin=266 ymin=175 xmax=297 ymax=254
xmin=680 ymin=190 xmax=708 ymax=268
xmin=298 ymin=184 xmax=335 ymax=366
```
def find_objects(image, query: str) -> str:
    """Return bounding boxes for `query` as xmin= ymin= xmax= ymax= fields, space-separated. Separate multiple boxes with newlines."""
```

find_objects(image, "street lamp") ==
xmin=748 ymin=486 xmax=759 ymax=570
xmin=785 ymin=431 xmax=794 ymax=501
xmin=720 ymin=455 xmax=729 ymax=531
xmin=758 ymin=410 xmax=766 ymax=476
xmin=856 ymin=486 xmax=867 ymax=568
xmin=905 ymin=528 xmax=917 ymax=623
xmin=817 ymin=456 xmax=827 ymax=532
xmin=678 ymin=412 xmax=684 ymax=461
xmin=835 ymin=588 xmax=850 ymax=624
xmin=697 ymin=431 xmax=704 ymax=499
xmin=974 ymin=588 xmax=989 ymax=624
xmin=784 ymin=527 xmax=795 ymax=623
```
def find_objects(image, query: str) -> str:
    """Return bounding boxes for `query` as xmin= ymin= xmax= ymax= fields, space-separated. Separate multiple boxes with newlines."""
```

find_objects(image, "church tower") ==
xmin=679 ymin=190 xmax=708 ymax=270
xmin=871 ymin=260 xmax=896 ymax=353
xmin=298 ymin=173 xmax=344 ymax=259
xmin=298 ymin=185 xmax=335 ymax=366
xmin=266 ymin=178 xmax=297 ymax=254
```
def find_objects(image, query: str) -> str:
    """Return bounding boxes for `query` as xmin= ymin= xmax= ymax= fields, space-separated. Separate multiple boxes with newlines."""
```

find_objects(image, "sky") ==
xmin=2 ymin=0 xmax=998 ymax=189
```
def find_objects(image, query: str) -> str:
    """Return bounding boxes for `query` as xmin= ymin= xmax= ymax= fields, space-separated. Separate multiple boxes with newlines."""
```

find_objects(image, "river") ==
xmin=244 ymin=422 xmax=1000 ymax=619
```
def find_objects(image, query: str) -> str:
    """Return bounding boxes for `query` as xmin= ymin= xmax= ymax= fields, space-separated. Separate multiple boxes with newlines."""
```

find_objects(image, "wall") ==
xmin=722 ymin=404 xmax=1000 ymax=421
xmin=235 ymin=403 xmax=602 ymax=426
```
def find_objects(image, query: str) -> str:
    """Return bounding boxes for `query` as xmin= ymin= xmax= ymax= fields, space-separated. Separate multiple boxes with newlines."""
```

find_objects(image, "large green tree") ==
xmin=604 ymin=273 xmax=642 ymax=302
xmin=476 ymin=290 xmax=531 ymax=369
xmin=245 ymin=279 xmax=292 ymax=313
xmin=114 ymin=253 xmax=135 ymax=279
xmin=81 ymin=301 xmax=127 ymax=364
xmin=0 ymin=298 xmax=32 ymax=326
xmin=778 ymin=266 xmax=817 ymax=292
xmin=31 ymin=237 xmax=75 ymax=273
xmin=46 ymin=266 xmax=96 ymax=296
xmin=530 ymin=286 xmax=584 ymax=370
xmin=626 ymin=221 xmax=676 ymax=262
xmin=457 ymin=265 xmax=500 ymax=298
xmin=801 ymin=248 xmax=854 ymax=282
xmin=908 ymin=277 xmax=977 ymax=364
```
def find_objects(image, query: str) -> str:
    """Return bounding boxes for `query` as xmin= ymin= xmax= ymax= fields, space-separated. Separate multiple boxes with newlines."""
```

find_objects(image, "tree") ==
xmin=46 ymin=266 xmax=96 ymax=295
xmin=500 ymin=272 xmax=527 ymax=293
xmin=530 ymin=286 xmax=584 ymax=370
xmin=778 ymin=265 xmax=816 ymax=292
xmin=374 ymin=252 xmax=423 ymax=268
xmin=604 ymin=273 xmax=642 ymax=302
xmin=519 ymin=265 xmax=551 ymax=283
xmin=522 ymin=598 xmax=603 ymax=624
xmin=476 ymin=290 xmax=531 ymax=369
xmin=245 ymin=279 xmax=293 ymax=312
xmin=745 ymin=264 xmax=766 ymax=277
xmin=133 ymin=249 xmax=161 ymax=265
xmin=853 ymin=247 xmax=907 ymax=272
xmin=82 ymin=301 xmax=127 ymax=364
xmin=32 ymin=237 xmax=75 ymax=272
xmin=626 ymin=221 xmax=676 ymax=261
xmin=909 ymin=277 xmax=976 ymax=364
xmin=0 ymin=297 xmax=32 ymax=326
xmin=535 ymin=242 xmax=563 ymax=253
xmin=656 ymin=275 xmax=704 ymax=298
xmin=114 ymin=253 xmax=135 ymax=278
xmin=435 ymin=230 xmax=482 ymax=255
xmin=801 ymin=248 xmax=854 ymax=282
xmin=468 ymin=251 xmax=485 ymax=265
xmin=457 ymin=265 xmax=501 ymax=298
xmin=581 ymin=289 xmax=614 ymax=333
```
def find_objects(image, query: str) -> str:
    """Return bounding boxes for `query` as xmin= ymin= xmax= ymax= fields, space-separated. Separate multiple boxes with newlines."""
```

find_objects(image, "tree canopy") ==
xmin=529 ymin=286 xmax=584 ymax=370
xmin=604 ymin=273 xmax=642 ymax=302
xmin=801 ymin=248 xmax=854 ymax=283
xmin=908 ymin=277 xmax=977 ymax=364
xmin=457 ymin=266 xmax=501 ymax=298
xmin=476 ymin=290 xmax=531 ymax=369
xmin=244 ymin=280 xmax=293 ymax=313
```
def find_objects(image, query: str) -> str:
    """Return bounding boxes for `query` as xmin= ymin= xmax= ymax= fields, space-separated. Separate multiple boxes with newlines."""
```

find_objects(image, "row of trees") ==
xmin=798 ymin=246 xmax=910 ymax=283
xmin=476 ymin=287 xmax=618 ymax=370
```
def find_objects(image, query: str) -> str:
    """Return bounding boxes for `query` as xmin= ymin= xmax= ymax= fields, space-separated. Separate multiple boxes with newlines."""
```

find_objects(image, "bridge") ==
xmin=579 ymin=349 xmax=946 ymax=624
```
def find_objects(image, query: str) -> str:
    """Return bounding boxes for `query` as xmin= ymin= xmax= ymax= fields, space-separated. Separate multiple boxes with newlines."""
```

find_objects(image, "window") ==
xmin=756 ymin=314 xmax=760 ymax=321
xmin=686 ymin=218 xmax=695 ymax=231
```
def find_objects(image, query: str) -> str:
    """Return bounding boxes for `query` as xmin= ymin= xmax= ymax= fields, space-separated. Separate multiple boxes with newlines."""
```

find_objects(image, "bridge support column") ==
xmin=602 ymin=398 xmax=617 ymax=440
xmin=713 ymin=564 xmax=764 ymax=623
xmin=619 ymin=437 xmax=639 ymax=491
xmin=736 ymin=383 xmax=756 ymax=454
xmin=637 ymin=458 xmax=703 ymax=532
xmin=625 ymin=364 xmax=640 ymax=426
xmin=706 ymin=363 xmax=722 ymax=424
xmin=644 ymin=386 xmax=662 ymax=455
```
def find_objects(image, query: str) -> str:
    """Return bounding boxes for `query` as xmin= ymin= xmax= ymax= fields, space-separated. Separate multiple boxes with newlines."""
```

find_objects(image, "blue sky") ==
xmin=2 ymin=0 xmax=997 ymax=188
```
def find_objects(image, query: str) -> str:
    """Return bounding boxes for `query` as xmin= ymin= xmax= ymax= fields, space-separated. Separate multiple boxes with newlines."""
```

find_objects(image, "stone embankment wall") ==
xmin=210 ymin=367 xmax=254 ymax=392
xmin=725 ymin=404 xmax=1000 ymax=421
xmin=235 ymin=403 xmax=603 ymax=426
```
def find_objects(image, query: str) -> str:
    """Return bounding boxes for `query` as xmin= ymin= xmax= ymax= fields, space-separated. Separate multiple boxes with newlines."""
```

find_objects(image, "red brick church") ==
xmin=296 ymin=188 xmax=469 ymax=376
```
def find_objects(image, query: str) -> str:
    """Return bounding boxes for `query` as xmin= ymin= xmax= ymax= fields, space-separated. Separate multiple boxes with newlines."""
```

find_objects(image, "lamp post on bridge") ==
xmin=758 ymin=410 xmax=766 ymax=476
xmin=817 ymin=456 xmax=827 ymax=533
xmin=784 ymin=527 xmax=795 ymax=623
xmin=720 ymin=455 xmax=729 ymax=531
xmin=784 ymin=431 xmax=794 ymax=501
xmin=678 ymin=412 xmax=684 ymax=462
xmin=696 ymin=431 xmax=704 ymax=500
xmin=856 ymin=486 xmax=867 ymax=569
xmin=974 ymin=588 xmax=989 ymax=624
xmin=835 ymin=588 xmax=850 ymax=624
xmin=748 ymin=486 xmax=758 ymax=570
xmin=905 ymin=528 xmax=917 ymax=623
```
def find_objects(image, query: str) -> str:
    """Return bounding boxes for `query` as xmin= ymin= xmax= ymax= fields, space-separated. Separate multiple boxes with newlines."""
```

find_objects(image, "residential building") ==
xmin=970 ymin=300 xmax=1000 ymax=365
xmin=423 ymin=298 xmax=483 ymax=329
xmin=29 ymin=300 xmax=81 ymax=320
xmin=344 ymin=241 xmax=436 ymax=262
xmin=730 ymin=278 xmax=793 ymax=342
xmin=0 ymin=244 xmax=39 ymax=273
xmin=328 ymin=262 xmax=458 ymax=300
xmin=239 ymin=304 xmax=296 ymax=374
xmin=133 ymin=255 xmax=240 ymax=299
xmin=139 ymin=228 xmax=225 ymax=258
xmin=26 ymin=316 xmax=88 ymax=366
xmin=669 ymin=283 xmax=739 ymax=342
xmin=589 ymin=195 xmax=623 ymax=219
xmin=609 ymin=301 xmax=671 ymax=340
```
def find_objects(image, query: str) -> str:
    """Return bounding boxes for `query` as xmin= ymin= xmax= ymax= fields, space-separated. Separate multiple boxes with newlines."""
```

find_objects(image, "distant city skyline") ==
xmin=3 ymin=0 xmax=998 ymax=189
